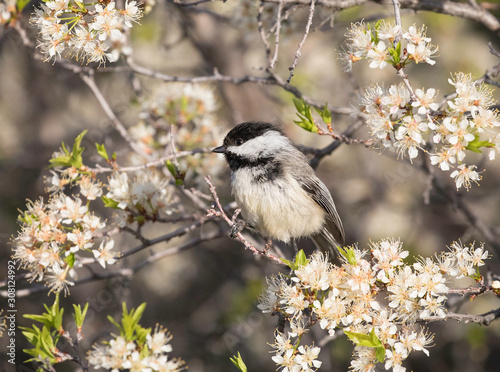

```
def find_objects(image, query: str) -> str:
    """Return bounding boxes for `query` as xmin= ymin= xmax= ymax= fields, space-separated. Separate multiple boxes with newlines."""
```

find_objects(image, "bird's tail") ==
xmin=311 ymin=229 xmax=342 ymax=264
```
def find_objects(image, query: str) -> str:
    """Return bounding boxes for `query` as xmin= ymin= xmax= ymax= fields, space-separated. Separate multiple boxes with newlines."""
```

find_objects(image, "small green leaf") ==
xmin=49 ymin=154 xmax=72 ymax=168
xmin=322 ymin=105 xmax=331 ymax=125
xmin=102 ymin=196 xmax=120 ymax=209
xmin=466 ymin=135 xmax=494 ymax=153
xmin=73 ymin=303 xmax=89 ymax=328
xmin=166 ymin=160 xmax=177 ymax=177
xmin=230 ymin=352 xmax=248 ymax=372
xmin=375 ymin=346 xmax=386 ymax=363
xmin=20 ymin=325 xmax=40 ymax=345
xmin=292 ymin=97 xmax=306 ymax=114
xmin=338 ymin=246 xmax=357 ymax=265
xmin=135 ymin=325 xmax=151 ymax=348
xmin=469 ymin=267 xmax=482 ymax=283
xmin=344 ymin=329 xmax=383 ymax=348
xmin=107 ymin=315 xmax=123 ymax=333
xmin=16 ymin=0 xmax=31 ymax=11
xmin=23 ymin=314 xmax=51 ymax=328
xmin=65 ymin=253 xmax=76 ymax=268
xmin=165 ymin=160 xmax=185 ymax=186
xmin=295 ymin=249 xmax=309 ymax=268
xmin=72 ymin=130 xmax=87 ymax=155
xmin=280 ymin=257 xmax=297 ymax=270
xmin=96 ymin=143 xmax=109 ymax=160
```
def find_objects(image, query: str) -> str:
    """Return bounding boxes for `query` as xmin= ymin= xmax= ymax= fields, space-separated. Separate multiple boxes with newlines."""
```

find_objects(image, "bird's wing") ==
xmin=300 ymin=176 xmax=345 ymax=246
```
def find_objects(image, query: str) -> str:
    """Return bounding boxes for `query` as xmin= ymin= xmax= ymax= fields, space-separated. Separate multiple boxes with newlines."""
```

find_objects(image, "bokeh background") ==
xmin=1 ymin=0 xmax=500 ymax=371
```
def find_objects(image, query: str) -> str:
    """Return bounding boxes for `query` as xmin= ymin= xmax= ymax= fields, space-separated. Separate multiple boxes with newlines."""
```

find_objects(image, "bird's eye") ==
xmin=235 ymin=138 xmax=244 ymax=146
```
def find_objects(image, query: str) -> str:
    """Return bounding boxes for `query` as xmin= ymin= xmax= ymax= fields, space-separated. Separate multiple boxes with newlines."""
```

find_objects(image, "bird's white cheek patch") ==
xmin=227 ymin=131 xmax=290 ymax=158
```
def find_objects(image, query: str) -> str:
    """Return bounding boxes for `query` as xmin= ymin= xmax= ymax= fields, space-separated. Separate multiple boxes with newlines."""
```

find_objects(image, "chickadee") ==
xmin=213 ymin=121 xmax=345 ymax=259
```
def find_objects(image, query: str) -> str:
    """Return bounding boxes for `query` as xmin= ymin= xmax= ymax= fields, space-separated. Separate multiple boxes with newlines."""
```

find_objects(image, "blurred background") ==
xmin=1 ymin=0 xmax=500 ymax=371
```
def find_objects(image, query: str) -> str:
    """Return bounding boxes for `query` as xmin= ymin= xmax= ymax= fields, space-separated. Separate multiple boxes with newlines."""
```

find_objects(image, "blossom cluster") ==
xmin=88 ymin=326 xmax=186 ymax=372
xmin=130 ymin=83 xmax=225 ymax=185
xmin=343 ymin=21 xmax=437 ymax=71
xmin=105 ymin=169 xmax=176 ymax=224
xmin=258 ymin=238 xmax=489 ymax=372
xmin=30 ymin=0 xmax=143 ymax=65
xmin=362 ymin=72 xmax=500 ymax=190
xmin=11 ymin=193 xmax=117 ymax=294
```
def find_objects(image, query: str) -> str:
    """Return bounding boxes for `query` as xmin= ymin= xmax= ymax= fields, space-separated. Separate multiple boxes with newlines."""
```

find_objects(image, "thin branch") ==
xmin=204 ymin=176 xmax=286 ymax=265
xmin=79 ymin=71 xmax=151 ymax=160
xmin=88 ymin=147 xmax=213 ymax=174
xmin=421 ymin=307 xmax=500 ymax=326
xmin=391 ymin=0 xmax=403 ymax=43
xmin=257 ymin=1 xmax=272 ymax=64
xmin=270 ymin=0 xmax=285 ymax=69
xmin=287 ymin=0 xmax=317 ymax=84
xmin=10 ymin=230 xmax=224 ymax=298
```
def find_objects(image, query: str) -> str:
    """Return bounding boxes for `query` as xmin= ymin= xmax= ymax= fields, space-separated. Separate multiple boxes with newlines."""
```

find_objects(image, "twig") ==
xmin=270 ymin=0 xmax=284 ymax=69
xmin=79 ymin=71 xmax=152 ymax=160
xmin=257 ymin=1 xmax=272 ymax=64
xmin=286 ymin=0 xmax=317 ymax=84
xmin=391 ymin=0 xmax=403 ymax=43
xmin=89 ymin=148 xmax=213 ymax=174
xmin=420 ymin=307 xmax=500 ymax=326
xmin=204 ymin=176 xmax=286 ymax=265
xmin=10 ymin=230 xmax=224 ymax=298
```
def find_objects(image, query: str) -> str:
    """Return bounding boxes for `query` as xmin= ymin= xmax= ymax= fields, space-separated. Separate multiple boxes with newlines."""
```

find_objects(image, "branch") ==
xmin=204 ymin=176 xmax=286 ymax=265
xmin=287 ymin=0 xmax=317 ymax=83
xmin=79 ymin=71 xmax=152 ymax=160
xmin=8 ymin=230 xmax=224 ymax=298
xmin=421 ymin=307 xmax=500 ymax=326
xmin=270 ymin=0 xmax=285 ymax=69
xmin=88 ymin=147 xmax=213 ymax=174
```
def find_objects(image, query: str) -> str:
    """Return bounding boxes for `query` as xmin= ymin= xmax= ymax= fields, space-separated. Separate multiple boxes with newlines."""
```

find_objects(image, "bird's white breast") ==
xmin=231 ymin=168 xmax=326 ymax=242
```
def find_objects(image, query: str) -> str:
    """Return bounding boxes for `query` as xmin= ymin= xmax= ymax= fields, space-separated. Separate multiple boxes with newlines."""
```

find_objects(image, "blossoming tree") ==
xmin=1 ymin=0 xmax=500 ymax=371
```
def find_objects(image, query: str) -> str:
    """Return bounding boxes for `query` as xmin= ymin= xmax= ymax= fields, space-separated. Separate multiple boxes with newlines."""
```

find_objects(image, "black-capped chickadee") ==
xmin=213 ymin=121 xmax=345 ymax=259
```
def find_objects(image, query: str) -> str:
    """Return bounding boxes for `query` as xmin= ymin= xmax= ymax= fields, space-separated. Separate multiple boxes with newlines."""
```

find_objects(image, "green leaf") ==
xmin=135 ymin=325 xmax=151 ymax=348
xmin=49 ymin=131 xmax=87 ymax=169
xmin=293 ymin=97 xmax=319 ymax=133
xmin=20 ymin=325 xmax=40 ymax=345
xmin=40 ymin=326 xmax=55 ymax=353
xmin=469 ymin=267 xmax=482 ymax=283
xmin=96 ymin=143 xmax=109 ymax=160
xmin=102 ymin=196 xmax=120 ymax=209
xmin=344 ymin=329 xmax=383 ymax=348
xmin=338 ymin=246 xmax=356 ymax=265
xmin=73 ymin=303 xmax=89 ymax=328
xmin=165 ymin=160 xmax=185 ymax=186
xmin=109 ymin=302 xmax=148 ymax=341
xmin=375 ymin=346 xmax=386 ymax=363
xmin=23 ymin=314 xmax=51 ymax=328
xmin=72 ymin=130 xmax=87 ymax=157
xmin=16 ymin=0 xmax=31 ymax=11
xmin=107 ymin=315 xmax=123 ymax=333
xmin=230 ymin=352 xmax=248 ymax=372
xmin=466 ymin=135 xmax=494 ymax=153
xmin=295 ymin=249 xmax=309 ymax=268
xmin=49 ymin=154 xmax=72 ymax=168
xmin=322 ymin=105 xmax=331 ymax=125
xmin=293 ymin=97 xmax=306 ymax=114
xmin=280 ymin=257 xmax=297 ymax=270
xmin=65 ymin=252 xmax=76 ymax=268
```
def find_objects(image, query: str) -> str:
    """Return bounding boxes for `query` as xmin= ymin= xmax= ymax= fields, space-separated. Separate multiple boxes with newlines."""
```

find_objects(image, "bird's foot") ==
xmin=230 ymin=219 xmax=246 ymax=239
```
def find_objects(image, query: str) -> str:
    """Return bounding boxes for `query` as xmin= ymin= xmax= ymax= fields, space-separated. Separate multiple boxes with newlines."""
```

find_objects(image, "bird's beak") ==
xmin=212 ymin=146 xmax=225 ymax=153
